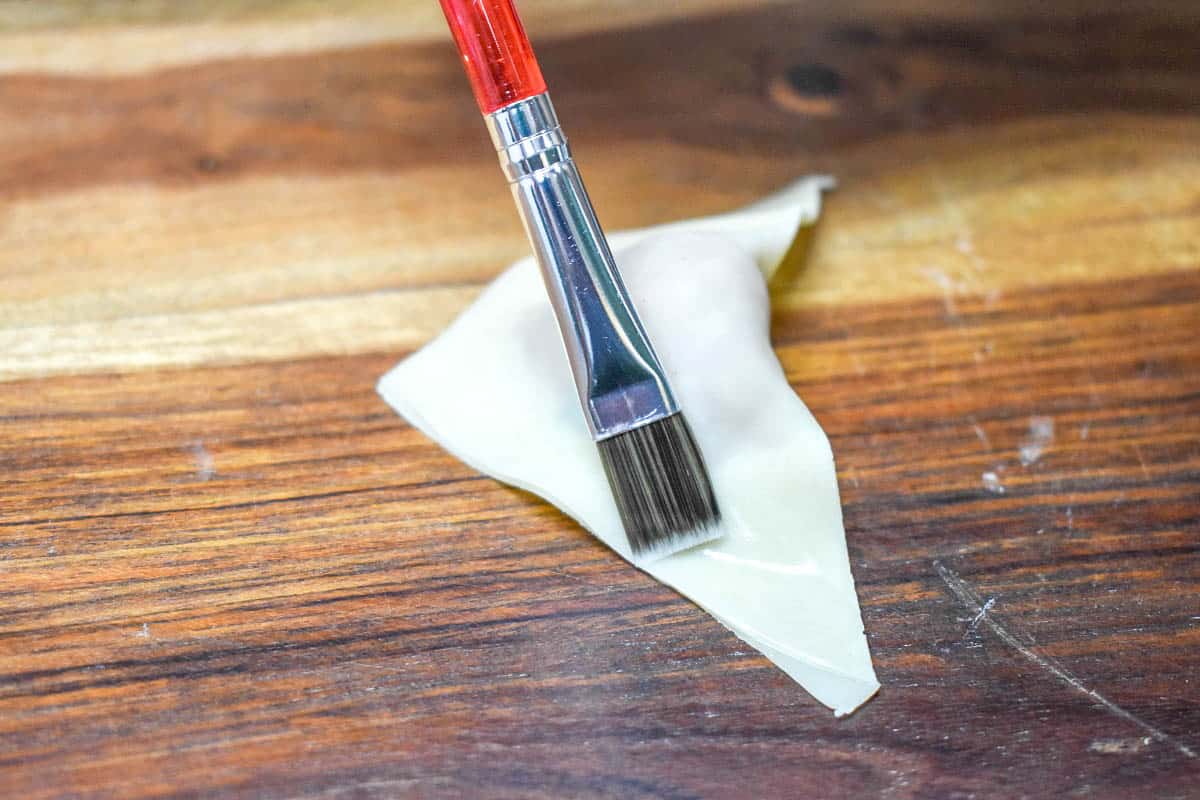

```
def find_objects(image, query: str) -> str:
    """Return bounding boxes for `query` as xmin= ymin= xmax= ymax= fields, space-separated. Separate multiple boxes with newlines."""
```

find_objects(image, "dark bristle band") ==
xmin=597 ymin=413 xmax=722 ymax=557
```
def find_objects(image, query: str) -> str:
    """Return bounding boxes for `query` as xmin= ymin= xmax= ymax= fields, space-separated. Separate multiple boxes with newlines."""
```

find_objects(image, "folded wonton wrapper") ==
xmin=378 ymin=176 xmax=879 ymax=715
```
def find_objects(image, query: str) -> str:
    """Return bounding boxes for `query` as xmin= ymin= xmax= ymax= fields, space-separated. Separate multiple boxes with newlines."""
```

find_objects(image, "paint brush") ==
xmin=437 ymin=0 xmax=722 ymax=560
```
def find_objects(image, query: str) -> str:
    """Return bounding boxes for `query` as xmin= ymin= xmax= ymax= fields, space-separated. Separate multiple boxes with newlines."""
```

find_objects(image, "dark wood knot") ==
xmin=769 ymin=63 xmax=843 ymax=116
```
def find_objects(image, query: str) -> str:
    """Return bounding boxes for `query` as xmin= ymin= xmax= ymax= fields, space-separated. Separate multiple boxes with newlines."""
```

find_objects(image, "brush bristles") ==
xmin=597 ymin=413 xmax=723 ymax=561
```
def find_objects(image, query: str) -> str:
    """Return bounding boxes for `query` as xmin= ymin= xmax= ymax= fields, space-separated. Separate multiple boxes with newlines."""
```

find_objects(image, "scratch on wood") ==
xmin=188 ymin=440 xmax=216 ymax=481
xmin=1133 ymin=443 xmax=1151 ymax=481
xmin=844 ymin=466 xmax=862 ymax=489
xmin=1018 ymin=416 xmax=1054 ymax=466
xmin=967 ymin=414 xmax=992 ymax=452
xmin=933 ymin=561 xmax=1197 ymax=759
xmin=921 ymin=268 xmax=961 ymax=321
xmin=1089 ymin=737 xmax=1152 ymax=755
xmin=969 ymin=597 xmax=995 ymax=631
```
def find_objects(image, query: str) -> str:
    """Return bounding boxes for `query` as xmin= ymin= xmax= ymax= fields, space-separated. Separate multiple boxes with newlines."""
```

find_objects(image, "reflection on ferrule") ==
xmin=485 ymin=93 xmax=571 ymax=182
xmin=483 ymin=92 xmax=678 ymax=439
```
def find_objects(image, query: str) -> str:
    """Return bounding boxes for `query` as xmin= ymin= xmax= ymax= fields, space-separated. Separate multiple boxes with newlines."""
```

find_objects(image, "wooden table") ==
xmin=2 ymin=2 xmax=1197 ymax=797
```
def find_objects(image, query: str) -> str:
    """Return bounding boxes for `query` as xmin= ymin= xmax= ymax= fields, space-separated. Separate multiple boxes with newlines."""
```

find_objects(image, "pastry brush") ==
xmin=437 ymin=0 xmax=722 ymax=560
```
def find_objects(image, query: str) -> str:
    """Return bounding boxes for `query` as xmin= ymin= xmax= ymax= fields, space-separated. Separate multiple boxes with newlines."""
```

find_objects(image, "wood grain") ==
xmin=0 ymin=0 xmax=785 ymax=75
xmin=1 ymin=1 xmax=1198 ymax=797
xmin=3 ymin=4 xmax=1199 ymax=382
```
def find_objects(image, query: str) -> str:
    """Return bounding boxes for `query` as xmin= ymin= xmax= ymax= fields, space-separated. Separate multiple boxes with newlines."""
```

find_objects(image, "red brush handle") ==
xmin=438 ymin=0 xmax=547 ymax=114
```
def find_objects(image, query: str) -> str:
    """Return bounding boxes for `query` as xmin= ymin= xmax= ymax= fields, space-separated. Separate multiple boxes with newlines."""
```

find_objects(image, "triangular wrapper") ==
xmin=378 ymin=176 xmax=879 ymax=715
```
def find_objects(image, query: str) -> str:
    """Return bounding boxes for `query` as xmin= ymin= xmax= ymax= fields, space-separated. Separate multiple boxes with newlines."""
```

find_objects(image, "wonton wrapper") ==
xmin=378 ymin=177 xmax=879 ymax=715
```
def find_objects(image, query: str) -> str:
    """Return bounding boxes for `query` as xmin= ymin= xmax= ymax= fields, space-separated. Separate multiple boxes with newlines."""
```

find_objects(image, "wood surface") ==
xmin=1 ymin=1 xmax=1198 ymax=797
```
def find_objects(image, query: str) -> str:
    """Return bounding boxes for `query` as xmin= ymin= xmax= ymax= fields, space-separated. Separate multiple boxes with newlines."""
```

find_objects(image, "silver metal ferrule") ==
xmin=485 ymin=93 xmax=678 ymax=440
